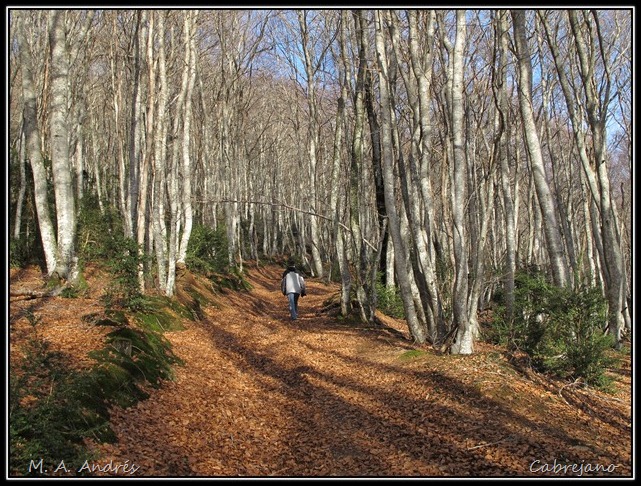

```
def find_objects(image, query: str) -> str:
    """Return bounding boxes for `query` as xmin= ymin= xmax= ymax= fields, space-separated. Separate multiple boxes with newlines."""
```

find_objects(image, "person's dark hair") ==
xmin=283 ymin=259 xmax=297 ymax=278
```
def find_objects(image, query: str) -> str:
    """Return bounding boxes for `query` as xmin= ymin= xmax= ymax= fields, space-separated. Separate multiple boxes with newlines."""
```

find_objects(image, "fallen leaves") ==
xmin=9 ymin=263 xmax=632 ymax=478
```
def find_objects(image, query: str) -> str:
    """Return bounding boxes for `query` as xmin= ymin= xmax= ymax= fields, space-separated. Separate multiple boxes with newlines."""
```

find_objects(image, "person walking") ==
xmin=281 ymin=262 xmax=306 ymax=321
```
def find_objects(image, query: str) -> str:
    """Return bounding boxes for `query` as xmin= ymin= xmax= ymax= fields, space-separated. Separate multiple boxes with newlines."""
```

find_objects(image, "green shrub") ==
xmin=533 ymin=284 xmax=616 ymax=387
xmin=88 ymin=327 xmax=182 ymax=394
xmin=101 ymin=236 xmax=148 ymax=312
xmin=487 ymin=270 xmax=551 ymax=352
xmin=211 ymin=265 xmax=252 ymax=292
xmin=76 ymin=197 xmax=149 ymax=311
xmin=186 ymin=224 xmax=229 ymax=275
xmin=375 ymin=274 xmax=405 ymax=319
xmin=134 ymin=296 xmax=191 ymax=328
xmin=77 ymin=197 xmax=125 ymax=262
xmin=489 ymin=270 xmax=618 ymax=388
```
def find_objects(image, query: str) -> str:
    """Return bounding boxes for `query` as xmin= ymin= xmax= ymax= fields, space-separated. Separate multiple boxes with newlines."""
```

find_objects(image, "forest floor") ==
xmin=8 ymin=262 xmax=633 ymax=478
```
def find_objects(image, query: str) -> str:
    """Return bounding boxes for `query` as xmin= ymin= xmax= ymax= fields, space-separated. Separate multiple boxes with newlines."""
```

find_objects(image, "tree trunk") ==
xmin=374 ymin=9 xmax=426 ymax=344
xmin=49 ymin=11 xmax=78 ymax=282
xmin=349 ymin=10 xmax=373 ymax=322
xmin=178 ymin=11 xmax=199 ymax=264
xmin=331 ymin=13 xmax=352 ymax=316
xmin=391 ymin=10 xmax=445 ymax=343
xmin=126 ymin=12 xmax=143 ymax=241
xmin=16 ymin=12 xmax=58 ymax=274
xmin=151 ymin=10 xmax=169 ymax=293
xmin=511 ymin=9 xmax=570 ymax=288
xmin=136 ymin=11 xmax=152 ymax=291
xmin=494 ymin=11 xmax=516 ymax=325
xmin=13 ymin=130 xmax=27 ymax=241
xmin=568 ymin=10 xmax=627 ymax=347
xmin=166 ymin=15 xmax=191 ymax=296
xmin=298 ymin=10 xmax=325 ymax=278
xmin=541 ymin=10 xmax=627 ymax=346
xmin=448 ymin=10 xmax=472 ymax=355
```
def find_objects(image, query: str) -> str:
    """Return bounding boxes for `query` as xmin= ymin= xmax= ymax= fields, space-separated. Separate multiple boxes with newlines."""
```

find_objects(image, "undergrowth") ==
xmin=487 ymin=269 xmax=619 ymax=390
xmin=9 ymin=306 xmax=183 ymax=477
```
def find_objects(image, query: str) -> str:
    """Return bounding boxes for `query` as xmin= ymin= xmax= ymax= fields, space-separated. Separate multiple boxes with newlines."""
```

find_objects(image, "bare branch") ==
xmin=202 ymin=198 xmax=379 ymax=252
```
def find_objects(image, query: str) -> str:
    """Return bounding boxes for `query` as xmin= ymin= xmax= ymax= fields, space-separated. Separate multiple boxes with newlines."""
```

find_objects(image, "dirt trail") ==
xmin=95 ymin=264 xmax=424 ymax=476
xmin=88 ymin=264 xmax=631 ymax=478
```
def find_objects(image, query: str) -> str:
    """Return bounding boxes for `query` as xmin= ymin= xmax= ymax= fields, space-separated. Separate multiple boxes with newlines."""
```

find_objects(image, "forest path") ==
xmin=92 ymin=263 xmax=632 ymax=477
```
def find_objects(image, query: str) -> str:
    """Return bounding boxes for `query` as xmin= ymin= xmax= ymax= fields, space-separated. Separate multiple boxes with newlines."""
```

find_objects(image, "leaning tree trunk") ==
xmin=511 ymin=9 xmax=570 ymax=289
xmin=569 ymin=10 xmax=627 ymax=348
xmin=406 ymin=9 xmax=447 ymax=344
xmin=374 ymin=9 xmax=426 ymax=344
xmin=541 ymin=10 xmax=628 ymax=346
xmin=389 ymin=9 xmax=445 ymax=343
xmin=13 ymin=131 xmax=27 ymax=241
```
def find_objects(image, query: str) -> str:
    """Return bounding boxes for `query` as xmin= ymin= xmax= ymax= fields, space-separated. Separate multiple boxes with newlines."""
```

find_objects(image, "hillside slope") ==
xmin=9 ymin=263 xmax=632 ymax=477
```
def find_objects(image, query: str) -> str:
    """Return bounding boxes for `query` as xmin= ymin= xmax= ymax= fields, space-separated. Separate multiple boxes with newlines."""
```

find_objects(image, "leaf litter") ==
xmin=9 ymin=263 xmax=632 ymax=478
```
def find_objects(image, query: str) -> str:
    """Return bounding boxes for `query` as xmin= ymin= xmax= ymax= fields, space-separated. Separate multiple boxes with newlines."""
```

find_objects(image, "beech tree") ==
xmin=493 ymin=10 xmax=517 ymax=325
xmin=14 ymin=10 xmax=93 ymax=283
xmin=9 ymin=8 xmax=631 ymax=351
xmin=511 ymin=9 xmax=570 ymax=289
xmin=15 ymin=11 xmax=58 ymax=274
xmin=540 ymin=9 xmax=630 ymax=347
xmin=374 ymin=9 xmax=427 ymax=343
xmin=446 ymin=10 xmax=472 ymax=354
xmin=329 ymin=10 xmax=352 ymax=316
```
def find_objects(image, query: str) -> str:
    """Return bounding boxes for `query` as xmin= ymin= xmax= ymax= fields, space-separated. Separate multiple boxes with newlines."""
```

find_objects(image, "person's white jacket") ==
xmin=282 ymin=270 xmax=305 ymax=295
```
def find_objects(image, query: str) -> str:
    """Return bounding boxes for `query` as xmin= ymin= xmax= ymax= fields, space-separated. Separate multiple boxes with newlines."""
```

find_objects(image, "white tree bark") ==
xmin=16 ymin=12 xmax=58 ymax=274
xmin=448 ymin=10 xmax=473 ymax=355
xmin=297 ymin=10 xmax=325 ymax=278
xmin=136 ymin=11 xmax=152 ymax=290
xmin=542 ymin=10 xmax=627 ymax=345
xmin=393 ymin=9 xmax=446 ymax=343
xmin=13 ymin=131 xmax=27 ymax=240
xmin=128 ymin=12 xmax=144 ymax=241
xmin=331 ymin=12 xmax=351 ymax=315
xmin=495 ymin=10 xmax=516 ymax=324
xmin=374 ymin=9 xmax=426 ymax=344
xmin=152 ymin=10 xmax=169 ymax=293
xmin=166 ymin=14 xmax=191 ymax=296
xmin=178 ymin=10 xmax=199 ymax=264
xmin=48 ymin=11 xmax=78 ymax=281
xmin=511 ymin=9 xmax=570 ymax=288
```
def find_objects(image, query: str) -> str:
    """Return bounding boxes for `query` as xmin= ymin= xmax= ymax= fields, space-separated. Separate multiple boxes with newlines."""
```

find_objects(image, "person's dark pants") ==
xmin=287 ymin=292 xmax=300 ymax=320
